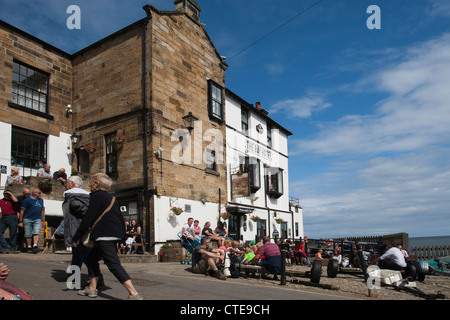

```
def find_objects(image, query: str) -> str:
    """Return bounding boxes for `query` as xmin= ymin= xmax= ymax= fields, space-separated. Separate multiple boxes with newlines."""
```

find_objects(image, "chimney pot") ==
xmin=256 ymin=102 xmax=262 ymax=110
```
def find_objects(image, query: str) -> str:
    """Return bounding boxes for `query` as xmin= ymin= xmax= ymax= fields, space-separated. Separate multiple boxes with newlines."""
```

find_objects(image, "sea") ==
xmin=408 ymin=235 xmax=450 ymax=248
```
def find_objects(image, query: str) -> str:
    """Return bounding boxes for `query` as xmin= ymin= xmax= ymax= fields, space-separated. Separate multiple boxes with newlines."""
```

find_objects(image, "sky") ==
xmin=1 ymin=0 xmax=449 ymax=239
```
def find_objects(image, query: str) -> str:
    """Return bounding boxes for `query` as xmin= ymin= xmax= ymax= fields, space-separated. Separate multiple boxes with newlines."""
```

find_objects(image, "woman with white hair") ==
xmin=71 ymin=173 xmax=143 ymax=300
xmin=62 ymin=175 xmax=96 ymax=281
xmin=5 ymin=167 xmax=22 ymax=187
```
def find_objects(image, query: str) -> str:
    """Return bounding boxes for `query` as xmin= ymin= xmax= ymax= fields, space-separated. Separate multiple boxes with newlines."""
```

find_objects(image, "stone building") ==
xmin=1 ymin=1 xmax=228 ymax=253
xmin=0 ymin=1 xmax=301 ymax=254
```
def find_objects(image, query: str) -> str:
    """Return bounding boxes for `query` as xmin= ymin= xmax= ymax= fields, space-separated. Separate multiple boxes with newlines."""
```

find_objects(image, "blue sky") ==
xmin=2 ymin=0 xmax=450 ymax=239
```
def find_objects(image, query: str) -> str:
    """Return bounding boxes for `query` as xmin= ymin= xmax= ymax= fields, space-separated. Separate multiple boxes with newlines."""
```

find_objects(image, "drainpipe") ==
xmin=142 ymin=17 xmax=151 ymax=252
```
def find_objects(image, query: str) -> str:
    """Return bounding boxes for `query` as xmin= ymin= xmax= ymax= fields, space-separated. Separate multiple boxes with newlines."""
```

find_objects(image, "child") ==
xmin=315 ymin=249 xmax=323 ymax=260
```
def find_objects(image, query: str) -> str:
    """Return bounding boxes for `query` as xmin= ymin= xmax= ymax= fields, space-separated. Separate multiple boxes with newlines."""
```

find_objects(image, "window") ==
xmin=205 ymin=148 xmax=216 ymax=171
xmin=265 ymin=167 xmax=284 ymax=198
xmin=208 ymin=80 xmax=224 ymax=122
xmin=239 ymin=156 xmax=261 ymax=193
xmin=257 ymin=219 xmax=266 ymax=238
xmin=11 ymin=61 xmax=49 ymax=114
xmin=105 ymin=132 xmax=118 ymax=175
xmin=11 ymin=127 xmax=47 ymax=176
xmin=267 ymin=123 xmax=272 ymax=148
xmin=280 ymin=221 xmax=288 ymax=239
xmin=241 ymin=108 xmax=249 ymax=133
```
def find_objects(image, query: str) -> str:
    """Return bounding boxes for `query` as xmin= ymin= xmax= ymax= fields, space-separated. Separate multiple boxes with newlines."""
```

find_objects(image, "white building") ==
xmin=225 ymin=89 xmax=303 ymax=242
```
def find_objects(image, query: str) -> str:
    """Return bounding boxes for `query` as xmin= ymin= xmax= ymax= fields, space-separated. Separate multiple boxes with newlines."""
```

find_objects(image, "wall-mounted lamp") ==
xmin=182 ymin=111 xmax=198 ymax=133
xmin=154 ymin=146 xmax=163 ymax=158
xmin=65 ymin=104 xmax=73 ymax=117
xmin=70 ymin=133 xmax=81 ymax=145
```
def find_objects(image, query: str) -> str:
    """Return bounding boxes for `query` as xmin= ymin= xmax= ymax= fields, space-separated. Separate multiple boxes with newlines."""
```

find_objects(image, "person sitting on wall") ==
xmin=37 ymin=164 xmax=52 ymax=179
xmin=182 ymin=217 xmax=195 ymax=241
xmin=53 ymin=168 xmax=68 ymax=187
xmin=201 ymin=221 xmax=223 ymax=245
xmin=374 ymin=241 xmax=407 ymax=271
xmin=192 ymin=237 xmax=226 ymax=280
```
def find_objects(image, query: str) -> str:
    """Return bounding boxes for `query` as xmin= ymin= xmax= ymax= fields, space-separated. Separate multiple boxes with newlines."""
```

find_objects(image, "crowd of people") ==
xmin=0 ymin=164 xmax=67 ymax=254
xmin=0 ymin=166 xmax=143 ymax=300
xmin=180 ymin=215 xmax=313 ymax=281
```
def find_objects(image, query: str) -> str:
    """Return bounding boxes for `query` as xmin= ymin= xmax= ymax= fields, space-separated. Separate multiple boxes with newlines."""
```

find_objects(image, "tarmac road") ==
xmin=0 ymin=252 xmax=362 ymax=307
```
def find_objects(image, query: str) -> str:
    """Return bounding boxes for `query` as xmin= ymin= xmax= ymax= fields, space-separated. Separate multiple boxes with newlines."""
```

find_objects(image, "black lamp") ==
xmin=70 ymin=133 xmax=81 ymax=144
xmin=182 ymin=111 xmax=198 ymax=133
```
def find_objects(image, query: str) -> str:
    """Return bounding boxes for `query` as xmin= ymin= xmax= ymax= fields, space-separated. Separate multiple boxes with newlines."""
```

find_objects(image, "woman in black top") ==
xmin=72 ymin=173 xmax=143 ymax=300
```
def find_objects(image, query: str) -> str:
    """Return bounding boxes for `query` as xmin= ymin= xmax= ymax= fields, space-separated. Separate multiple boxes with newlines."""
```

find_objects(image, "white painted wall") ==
xmin=0 ymin=122 xmax=71 ymax=216
xmin=225 ymin=93 xmax=304 ymax=240
xmin=153 ymin=194 xmax=228 ymax=252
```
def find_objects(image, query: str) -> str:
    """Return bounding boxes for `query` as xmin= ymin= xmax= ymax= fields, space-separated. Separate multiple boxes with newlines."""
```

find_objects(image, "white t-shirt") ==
xmin=380 ymin=247 xmax=407 ymax=267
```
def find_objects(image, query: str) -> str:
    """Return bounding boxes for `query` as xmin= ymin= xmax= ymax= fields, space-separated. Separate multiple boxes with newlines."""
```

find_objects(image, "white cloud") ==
xmin=290 ymin=33 xmax=450 ymax=157
xmin=290 ymin=33 xmax=450 ymax=238
xmin=269 ymin=93 xmax=332 ymax=119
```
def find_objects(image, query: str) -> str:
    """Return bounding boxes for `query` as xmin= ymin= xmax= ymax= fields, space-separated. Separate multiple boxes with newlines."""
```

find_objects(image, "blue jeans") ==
xmin=0 ymin=214 xmax=18 ymax=248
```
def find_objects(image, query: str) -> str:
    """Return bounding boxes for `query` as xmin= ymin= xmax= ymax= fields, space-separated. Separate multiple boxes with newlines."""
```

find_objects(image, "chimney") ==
xmin=255 ymin=102 xmax=262 ymax=110
xmin=174 ymin=0 xmax=201 ymax=22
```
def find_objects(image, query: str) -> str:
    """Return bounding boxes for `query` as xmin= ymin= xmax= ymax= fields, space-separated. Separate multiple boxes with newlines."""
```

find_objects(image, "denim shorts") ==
xmin=23 ymin=218 xmax=42 ymax=238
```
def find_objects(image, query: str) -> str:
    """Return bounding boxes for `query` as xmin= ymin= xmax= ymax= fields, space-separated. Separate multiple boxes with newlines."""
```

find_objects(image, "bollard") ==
xmin=280 ymin=249 xmax=286 ymax=286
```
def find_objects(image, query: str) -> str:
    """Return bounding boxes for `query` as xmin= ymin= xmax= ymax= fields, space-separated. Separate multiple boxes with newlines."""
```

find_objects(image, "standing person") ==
xmin=63 ymin=176 xmax=103 ymax=284
xmin=19 ymin=189 xmax=45 ymax=253
xmin=15 ymin=188 xmax=30 ymax=251
xmin=0 ymin=191 xmax=19 ymax=253
xmin=37 ymin=164 xmax=52 ymax=179
xmin=71 ymin=173 xmax=143 ymax=300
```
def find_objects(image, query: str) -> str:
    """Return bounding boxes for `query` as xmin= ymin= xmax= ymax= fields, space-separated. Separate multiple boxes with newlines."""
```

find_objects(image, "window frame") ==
xmin=241 ymin=108 xmax=249 ymax=134
xmin=11 ymin=127 xmax=48 ymax=176
xmin=207 ymin=79 xmax=224 ymax=123
xmin=239 ymin=156 xmax=261 ymax=193
xmin=205 ymin=148 xmax=217 ymax=172
xmin=105 ymin=132 xmax=118 ymax=176
xmin=265 ymin=167 xmax=284 ymax=198
xmin=9 ymin=60 xmax=52 ymax=119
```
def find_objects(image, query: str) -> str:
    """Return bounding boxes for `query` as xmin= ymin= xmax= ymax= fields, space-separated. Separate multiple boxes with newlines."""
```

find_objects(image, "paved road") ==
xmin=1 ymin=252 xmax=362 ymax=310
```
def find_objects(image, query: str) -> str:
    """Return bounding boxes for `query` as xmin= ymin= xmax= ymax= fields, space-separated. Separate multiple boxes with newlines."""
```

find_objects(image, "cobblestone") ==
xmin=238 ymin=264 xmax=450 ymax=300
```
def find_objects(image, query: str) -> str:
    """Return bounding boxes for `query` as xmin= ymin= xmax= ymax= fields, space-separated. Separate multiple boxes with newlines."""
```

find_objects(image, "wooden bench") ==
xmin=118 ymin=232 xmax=146 ymax=255
xmin=43 ymin=227 xmax=65 ymax=253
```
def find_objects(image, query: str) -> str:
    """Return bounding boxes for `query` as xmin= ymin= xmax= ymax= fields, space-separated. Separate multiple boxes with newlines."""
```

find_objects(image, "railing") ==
xmin=408 ymin=246 xmax=450 ymax=260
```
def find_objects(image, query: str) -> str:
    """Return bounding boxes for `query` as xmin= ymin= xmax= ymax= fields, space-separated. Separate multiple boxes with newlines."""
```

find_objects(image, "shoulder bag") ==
xmin=81 ymin=196 xmax=116 ymax=248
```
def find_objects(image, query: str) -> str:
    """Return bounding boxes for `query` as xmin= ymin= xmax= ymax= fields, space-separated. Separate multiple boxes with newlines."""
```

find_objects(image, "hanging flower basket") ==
xmin=38 ymin=179 xmax=53 ymax=194
xmin=83 ymin=144 xmax=98 ymax=153
xmin=219 ymin=212 xmax=232 ymax=220
xmin=170 ymin=207 xmax=183 ymax=216
xmin=275 ymin=218 xmax=284 ymax=224
xmin=114 ymin=134 xmax=126 ymax=145
xmin=250 ymin=215 xmax=260 ymax=222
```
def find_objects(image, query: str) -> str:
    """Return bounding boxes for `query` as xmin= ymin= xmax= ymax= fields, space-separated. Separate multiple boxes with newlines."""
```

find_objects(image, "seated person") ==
xmin=374 ymin=241 xmax=407 ymax=271
xmin=201 ymin=221 xmax=223 ymax=245
xmin=228 ymin=241 xmax=245 ymax=263
xmin=332 ymin=249 xmax=342 ymax=266
xmin=192 ymin=237 xmax=226 ymax=280
xmin=315 ymin=249 xmax=324 ymax=260
xmin=244 ymin=247 xmax=256 ymax=265
xmin=246 ymin=236 xmax=281 ymax=280
xmin=182 ymin=218 xmax=195 ymax=241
